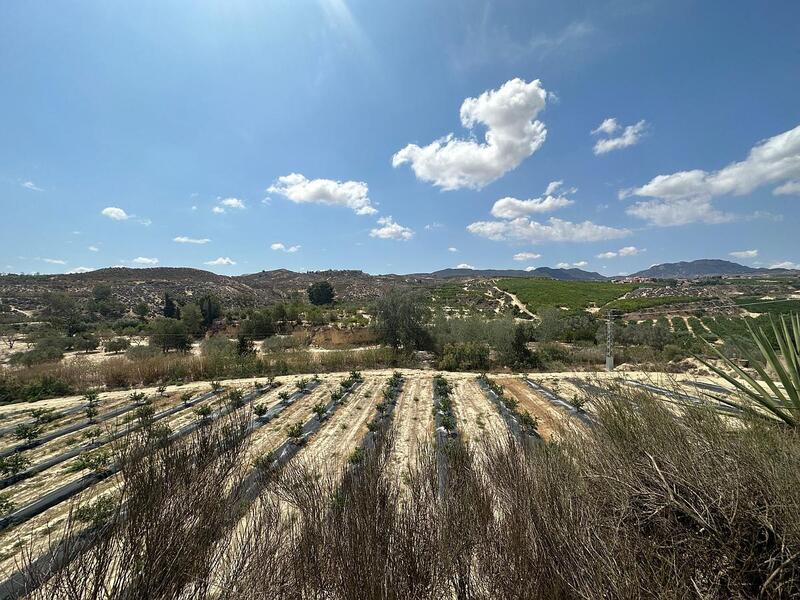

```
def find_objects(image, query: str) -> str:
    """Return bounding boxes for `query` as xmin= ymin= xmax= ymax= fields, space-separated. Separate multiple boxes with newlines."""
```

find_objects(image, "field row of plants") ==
xmin=734 ymin=296 xmax=800 ymax=315
xmin=2 ymin=348 xmax=799 ymax=599
xmin=605 ymin=295 xmax=702 ymax=312
xmin=476 ymin=374 xmax=539 ymax=437
xmin=496 ymin=278 xmax=637 ymax=312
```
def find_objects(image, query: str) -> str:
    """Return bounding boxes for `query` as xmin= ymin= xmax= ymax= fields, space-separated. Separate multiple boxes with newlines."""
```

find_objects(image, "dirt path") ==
xmin=451 ymin=379 xmax=507 ymax=444
xmin=493 ymin=286 xmax=536 ymax=319
xmin=684 ymin=316 xmax=696 ymax=336
xmin=298 ymin=377 xmax=384 ymax=473
xmin=388 ymin=375 xmax=434 ymax=483
xmin=498 ymin=378 xmax=575 ymax=440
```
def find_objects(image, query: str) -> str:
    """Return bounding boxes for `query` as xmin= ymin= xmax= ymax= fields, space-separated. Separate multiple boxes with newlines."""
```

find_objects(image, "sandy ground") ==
xmin=241 ymin=383 xmax=333 ymax=466
xmin=298 ymin=376 xmax=384 ymax=472
xmin=387 ymin=375 xmax=434 ymax=483
xmin=496 ymin=377 xmax=574 ymax=440
xmin=451 ymin=379 xmax=507 ymax=445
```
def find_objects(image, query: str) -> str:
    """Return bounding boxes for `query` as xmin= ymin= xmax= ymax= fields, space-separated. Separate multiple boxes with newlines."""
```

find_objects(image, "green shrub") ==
xmin=74 ymin=495 xmax=118 ymax=526
xmin=69 ymin=449 xmax=111 ymax=473
xmin=0 ymin=493 xmax=14 ymax=515
xmin=438 ymin=342 xmax=490 ymax=371
xmin=0 ymin=453 xmax=30 ymax=476
xmin=287 ymin=422 xmax=304 ymax=441
xmin=348 ymin=447 xmax=365 ymax=465
xmin=104 ymin=337 xmax=131 ymax=354
xmin=14 ymin=422 xmax=42 ymax=442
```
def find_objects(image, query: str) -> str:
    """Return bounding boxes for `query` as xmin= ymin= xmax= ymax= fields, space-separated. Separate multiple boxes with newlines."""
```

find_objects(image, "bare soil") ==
xmin=299 ymin=377 xmax=384 ymax=472
xmin=451 ymin=379 xmax=507 ymax=445
xmin=497 ymin=377 xmax=571 ymax=440
xmin=387 ymin=374 xmax=434 ymax=483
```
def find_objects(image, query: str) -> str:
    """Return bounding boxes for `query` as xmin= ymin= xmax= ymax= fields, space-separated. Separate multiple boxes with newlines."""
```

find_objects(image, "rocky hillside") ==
xmin=0 ymin=267 xmax=433 ymax=314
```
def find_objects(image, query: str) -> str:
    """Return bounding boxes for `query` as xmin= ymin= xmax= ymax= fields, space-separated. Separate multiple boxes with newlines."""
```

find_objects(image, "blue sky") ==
xmin=1 ymin=0 xmax=799 ymax=276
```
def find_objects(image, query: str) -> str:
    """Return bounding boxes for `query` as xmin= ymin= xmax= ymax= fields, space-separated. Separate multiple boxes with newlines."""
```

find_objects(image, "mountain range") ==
xmin=1 ymin=260 xmax=796 ymax=314
xmin=629 ymin=259 xmax=798 ymax=279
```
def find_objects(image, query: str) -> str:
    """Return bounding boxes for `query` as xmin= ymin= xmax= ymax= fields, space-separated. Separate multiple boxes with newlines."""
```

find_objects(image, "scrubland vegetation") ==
xmin=1 ymin=276 xmax=798 ymax=404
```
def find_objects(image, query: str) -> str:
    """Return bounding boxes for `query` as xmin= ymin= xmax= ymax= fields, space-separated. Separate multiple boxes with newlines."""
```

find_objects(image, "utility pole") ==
xmin=605 ymin=310 xmax=615 ymax=372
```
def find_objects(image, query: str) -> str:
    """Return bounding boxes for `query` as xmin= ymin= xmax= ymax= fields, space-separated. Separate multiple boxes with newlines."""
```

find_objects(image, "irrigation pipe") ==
xmin=524 ymin=378 xmax=596 ymax=427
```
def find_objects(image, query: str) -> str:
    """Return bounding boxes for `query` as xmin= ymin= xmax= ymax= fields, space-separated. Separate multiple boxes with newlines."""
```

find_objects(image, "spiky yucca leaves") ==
xmin=699 ymin=314 xmax=800 ymax=427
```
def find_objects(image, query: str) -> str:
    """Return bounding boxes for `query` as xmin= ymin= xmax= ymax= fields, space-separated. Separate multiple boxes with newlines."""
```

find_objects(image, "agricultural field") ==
xmin=604 ymin=294 xmax=702 ymax=312
xmin=496 ymin=278 xmax=637 ymax=312
xmin=2 ymin=365 xmax=796 ymax=598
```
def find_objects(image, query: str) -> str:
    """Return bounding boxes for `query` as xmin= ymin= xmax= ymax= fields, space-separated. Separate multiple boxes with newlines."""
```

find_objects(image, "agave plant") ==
xmin=698 ymin=314 xmax=799 ymax=427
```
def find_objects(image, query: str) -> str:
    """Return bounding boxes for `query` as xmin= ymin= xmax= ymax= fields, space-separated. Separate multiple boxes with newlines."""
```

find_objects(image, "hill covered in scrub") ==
xmin=631 ymin=259 xmax=799 ymax=279
xmin=0 ymin=267 xmax=436 ymax=314
xmin=0 ymin=265 xmax=608 ymax=315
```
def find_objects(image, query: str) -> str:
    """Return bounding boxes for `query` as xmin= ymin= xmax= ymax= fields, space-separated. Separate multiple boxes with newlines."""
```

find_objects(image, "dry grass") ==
xmin=8 ymin=383 xmax=800 ymax=599
xmin=2 ymin=348 xmax=416 ymax=404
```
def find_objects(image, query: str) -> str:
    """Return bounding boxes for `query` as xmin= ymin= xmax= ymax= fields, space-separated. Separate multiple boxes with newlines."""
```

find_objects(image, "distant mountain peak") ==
xmin=631 ymin=259 xmax=798 ymax=279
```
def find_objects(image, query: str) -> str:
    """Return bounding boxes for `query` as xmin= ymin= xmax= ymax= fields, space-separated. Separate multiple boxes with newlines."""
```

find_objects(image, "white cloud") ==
xmin=448 ymin=247 xmax=458 ymax=252
xmin=513 ymin=252 xmax=542 ymax=261
xmin=132 ymin=257 xmax=159 ymax=265
xmin=424 ymin=222 xmax=444 ymax=230
xmin=626 ymin=197 xmax=735 ymax=227
xmin=490 ymin=195 xmax=574 ymax=218
xmin=392 ymin=78 xmax=548 ymax=190
xmin=618 ymin=246 xmax=641 ymax=257
xmin=174 ymin=236 xmax=211 ymax=244
xmin=205 ymin=257 xmax=236 ymax=266
xmin=556 ymin=262 xmax=570 ymax=269
xmin=591 ymin=118 xmax=619 ymax=136
xmin=220 ymin=198 xmax=245 ymax=209
xmin=524 ymin=266 xmax=537 ymax=272
xmin=212 ymin=206 xmax=225 ymax=214
xmin=101 ymin=207 xmax=130 ymax=221
xmin=67 ymin=267 xmax=94 ymax=274
xmin=88 ymin=246 xmax=99 ymax=252
xmin=456 ymin=263 xmax=474 ymax=269
xmin=268 ymin=173 xmax=377 ymax=215
xmin=592 ymin=119 xmax=647 ymax=155
xmin=730 ymin=249 xmax=758 ymax=259
xmin=369 ymin=216 xmax=415 ymax=241
xmin=573 ymin=261 xmax=588 ymax=268
xmin=596 ymin=246 xmax=643 ymax=259
xmin=774 ymin=180 xmax=800 ymax=196
xmin=545 ymin=180 xmax=566 ymax=195
xmin=770 ymin=261 xmax=799 ymax=270
xmin=271 ymin=242 xmax=301 ymax=253
xmin=21 ymin=180 xmax=43 ymax=192
xmin=467 ymin=217 xmax=630 ymax=244
xmin=490 ymin=180 xmax=576 ymax=219
xmin=626 ymin=125 xmax=800 ymax=226
xmin=42 ymin=258 xmax=66 ymax=265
